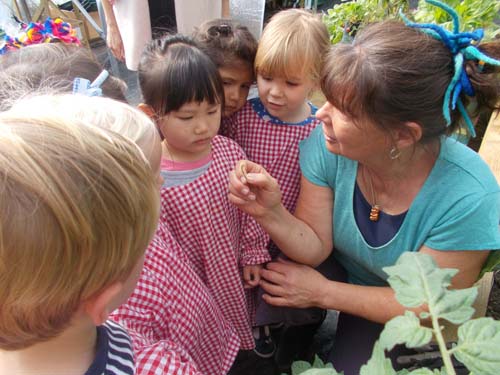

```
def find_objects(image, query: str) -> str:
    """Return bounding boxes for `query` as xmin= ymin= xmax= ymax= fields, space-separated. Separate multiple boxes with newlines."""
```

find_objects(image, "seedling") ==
xmin=286 ymin=252 xmax=500 ymax=375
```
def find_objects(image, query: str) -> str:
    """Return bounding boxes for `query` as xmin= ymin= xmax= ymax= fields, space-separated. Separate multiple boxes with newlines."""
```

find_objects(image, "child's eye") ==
xmin=241 ymin=83 xmax=251 ymax=90
xmin=286 ymin=81 xmax=300 ymax=87
xmin=222 ymin=81 xmax=231 ymax=86
xmin=208 ymin=110 xmax=218 ymax=115
xmin=178 ymin=116 xmax=193 ymax=121
xmin=262 ymin=76 xmax=272 ymax=81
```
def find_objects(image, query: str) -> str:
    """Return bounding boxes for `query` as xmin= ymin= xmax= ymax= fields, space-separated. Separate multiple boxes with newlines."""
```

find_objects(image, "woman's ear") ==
xmin=82 ymin=282 xmax=124 ymax=326
xmin=394 ymin=121 xmax=423 ymax=149
xmin=138 ymin=103 xmax=156 ymax=120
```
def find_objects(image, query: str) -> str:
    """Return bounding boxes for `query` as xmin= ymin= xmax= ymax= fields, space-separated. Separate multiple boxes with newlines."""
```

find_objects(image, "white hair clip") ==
xmin=72 ymin=70 xmax=110 ymax=97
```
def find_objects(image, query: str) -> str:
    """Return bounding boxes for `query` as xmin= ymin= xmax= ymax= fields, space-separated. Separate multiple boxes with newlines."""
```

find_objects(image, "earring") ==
xmin=389 ymin=146 xmax=401 ymax=160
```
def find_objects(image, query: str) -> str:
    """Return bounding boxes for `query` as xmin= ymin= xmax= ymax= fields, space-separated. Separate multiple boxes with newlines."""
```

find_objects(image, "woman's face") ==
xmin=316 ymin=101 xmax=389 ymax=162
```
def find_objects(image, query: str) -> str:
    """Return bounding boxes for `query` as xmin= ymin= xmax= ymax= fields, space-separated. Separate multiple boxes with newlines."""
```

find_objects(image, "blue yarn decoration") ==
xmin=399 ymin=0 xmax=500 ymax=138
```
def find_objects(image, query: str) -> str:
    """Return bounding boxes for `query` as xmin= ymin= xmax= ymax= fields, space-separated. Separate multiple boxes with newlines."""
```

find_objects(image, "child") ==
xmin=138 ymin=34 xmax=271 ymax=351
xmin=0 ymin=43 xmax=127 ymax=110
xmin=221 ymin=9 xmax=331 ymax=360
xmin=1 ymin=38 xmax=240 ymax=372
xmin=193 ymin=18 xmax=257 ymax=119
xmin=11 ymin=94 xmax=240 ymax=375
xmin=0 ymin=96 xmax=159 ymax=375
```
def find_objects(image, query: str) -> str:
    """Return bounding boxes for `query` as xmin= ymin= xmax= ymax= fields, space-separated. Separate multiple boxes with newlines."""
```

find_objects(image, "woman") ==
xmin=101 ymin=0 xmax=229 ymax=70
xmin=228 ymin=19 xmax=500 ymax=374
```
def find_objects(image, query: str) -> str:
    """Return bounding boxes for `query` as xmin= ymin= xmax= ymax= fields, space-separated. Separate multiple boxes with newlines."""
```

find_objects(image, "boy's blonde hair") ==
xmin=0 ymin=96 xmax=160 ymax=350
xmin=255 ymin=9 xmax=330 ymax=81
xmin=10 ymin=95 xmax=161 ymax=163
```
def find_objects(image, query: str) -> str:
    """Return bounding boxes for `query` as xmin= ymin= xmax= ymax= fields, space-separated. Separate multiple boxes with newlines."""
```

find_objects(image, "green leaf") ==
xmin=379 ymin=311 xmax=433 ymax=351
xmin=433 ymin=287 xmax=477 ymax=325
xmin=289 ymin=356 xmax=340 ymax=375
xmin=383 ymin=252 xmax=455 ymax=308
xmin=396 ymin=370 xmax=410 ymax=375
xmin=405 ymin=369 xmax=435 ymax=375
xmin=479 ymin=250 xmax=500 ymax=278
xmin=311 ymin=355 xmax=334 ymax=369
xmin=300 ymin=370 xmax=342 ymax=375
xmin=453 ymin=317 xmax=500 ymax=375
xmin=360 ymin=341 xmax=396 ymax=375
xmin=291 ymin=360 xmax=312 ymax=374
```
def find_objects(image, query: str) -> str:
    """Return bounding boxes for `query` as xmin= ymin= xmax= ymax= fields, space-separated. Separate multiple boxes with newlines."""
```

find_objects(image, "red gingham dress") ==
xmin=111 ymin=222 xmax=240 ymax=375
xmin=133 ymin=338 xmax=202 ymax=375
xmin=159 ymin=135 xmax=271 ymax=350
xmin=221 ymin=97 xmax=321 ymax=214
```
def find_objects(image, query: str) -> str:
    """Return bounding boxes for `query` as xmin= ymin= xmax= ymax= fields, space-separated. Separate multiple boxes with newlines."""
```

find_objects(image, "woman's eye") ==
xmin=208 ymin=110 xmax=218 ymax=115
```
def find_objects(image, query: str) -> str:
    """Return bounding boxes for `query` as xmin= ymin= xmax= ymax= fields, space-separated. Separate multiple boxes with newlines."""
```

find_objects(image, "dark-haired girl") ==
xmin=193 ymin=18 xmax=258 ymax=119
xmin=138 ymin=34 xmax=271 ymax=355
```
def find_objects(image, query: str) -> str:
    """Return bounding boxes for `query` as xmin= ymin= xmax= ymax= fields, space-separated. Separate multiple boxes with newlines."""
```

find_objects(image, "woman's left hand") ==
xmin=259 ymin=258 xmax=328 ymax=309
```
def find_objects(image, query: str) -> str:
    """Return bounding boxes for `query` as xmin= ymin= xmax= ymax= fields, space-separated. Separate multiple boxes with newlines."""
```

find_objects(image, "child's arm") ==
xmin=134 ymin=338 xmax=203 ymax=375
xmin=111 ymin=279 xmax=203 ymax=375
xmin=239 ymin=213 xmax=271 ymax=269
xmin=242 ymin=263 xmax=263 ymax=288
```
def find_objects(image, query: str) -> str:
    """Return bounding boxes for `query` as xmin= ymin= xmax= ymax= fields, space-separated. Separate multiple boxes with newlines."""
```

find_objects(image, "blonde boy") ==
xmin=0 ymin=96 xmax=160 ymax=375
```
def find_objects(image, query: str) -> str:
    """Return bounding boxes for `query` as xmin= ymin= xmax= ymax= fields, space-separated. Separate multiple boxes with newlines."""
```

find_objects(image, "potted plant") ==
xmin=322 ymin=0 xmax=499 ymax=43
xmin=284 ymin=252 xmax=500 ymax=375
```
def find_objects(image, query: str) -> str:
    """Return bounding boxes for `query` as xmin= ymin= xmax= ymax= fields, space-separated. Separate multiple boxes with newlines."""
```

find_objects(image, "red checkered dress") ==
xmin=133 ymin=338 xmax=202 ymax=375
xmin=111 ymin=222 xmax=240 ymax=375
xmin=221 ymin=97 xmax=321 ymax=214
xmin=159 ymin=135 xmax=271 ymax=350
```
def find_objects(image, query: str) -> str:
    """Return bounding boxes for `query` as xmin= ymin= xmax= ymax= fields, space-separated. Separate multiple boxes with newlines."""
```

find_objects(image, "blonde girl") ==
xmin=220 ymin=8 xmax=331 ymax=362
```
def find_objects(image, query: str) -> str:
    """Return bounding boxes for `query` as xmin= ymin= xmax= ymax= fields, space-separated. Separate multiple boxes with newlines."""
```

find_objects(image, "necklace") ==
xmin=364 ymin=168 xmax=380 ymax=222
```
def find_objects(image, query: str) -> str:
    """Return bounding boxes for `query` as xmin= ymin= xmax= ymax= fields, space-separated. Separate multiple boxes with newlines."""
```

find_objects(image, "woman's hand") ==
xmin=228 ymin=160 xmax=282 ymax=219
xmin=106 ymin=24 xmax=125 ymax=62
xmin=259 ymin=258 xmax=328 ymax=309
xmin=102 ymin=0 xmax=125 ymax=62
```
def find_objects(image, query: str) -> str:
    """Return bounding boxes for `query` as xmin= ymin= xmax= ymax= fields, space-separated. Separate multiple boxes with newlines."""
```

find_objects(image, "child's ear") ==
xmin=82 ymin=282 xmax=124 ymax=326
xmin=138 ymin=103 xmax=156 ymax=120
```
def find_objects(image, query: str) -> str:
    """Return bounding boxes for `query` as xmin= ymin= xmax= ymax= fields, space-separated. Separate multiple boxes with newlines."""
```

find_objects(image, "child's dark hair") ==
xmin=321 ymin=21 xmax=500 ymax=143
xmin=193 ymin=18 xmax=257 ymax=73
xmin=0 ymin=43 xmax=126 ymax=110
xmin=138 ymin=34 xmax=225 ymax=116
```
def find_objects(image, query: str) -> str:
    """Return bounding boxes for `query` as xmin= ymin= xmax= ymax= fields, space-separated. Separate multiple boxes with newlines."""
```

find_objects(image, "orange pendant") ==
xmin=369 ymin=205 xmax=380 ymax=222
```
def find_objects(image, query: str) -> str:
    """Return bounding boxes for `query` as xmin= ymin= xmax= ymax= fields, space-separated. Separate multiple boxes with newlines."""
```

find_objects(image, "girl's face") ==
xmin=219 ymin=61 xmax=254 ymax=117
xmin=257 ymin=72 xmax=315 ymax=123
xmin=159 ymin=100 xmax=221 ymax=162
xmin=316 ymin=101 xmax=389 ymax=162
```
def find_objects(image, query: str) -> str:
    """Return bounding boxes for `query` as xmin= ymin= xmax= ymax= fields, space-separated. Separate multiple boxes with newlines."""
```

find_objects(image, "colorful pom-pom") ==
xmin=0 ymin=17 xmax=80 ymax=55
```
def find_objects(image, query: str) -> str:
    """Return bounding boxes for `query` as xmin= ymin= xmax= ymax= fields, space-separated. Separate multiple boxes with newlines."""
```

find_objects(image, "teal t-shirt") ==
xmin=299 ymin=126 xmax=500 ymax=286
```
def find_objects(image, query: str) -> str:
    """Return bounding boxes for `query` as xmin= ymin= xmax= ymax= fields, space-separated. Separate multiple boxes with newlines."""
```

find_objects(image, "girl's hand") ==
xmin=228 ymin=160 xmax=282 ymax=219
xmin=259 ymin=258 xmax=327 ymax=308
xmin=243 ymin=264 xmax=263 ymax=289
